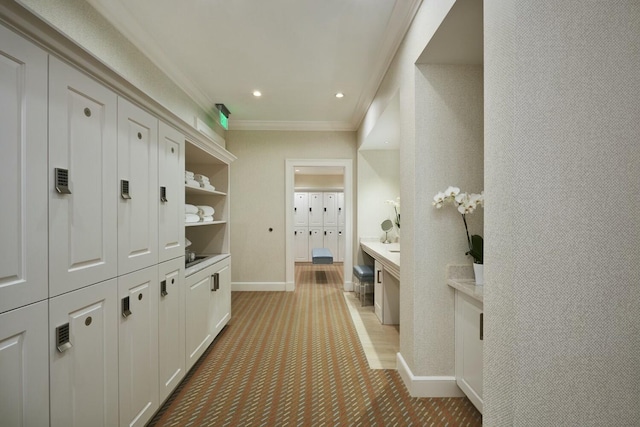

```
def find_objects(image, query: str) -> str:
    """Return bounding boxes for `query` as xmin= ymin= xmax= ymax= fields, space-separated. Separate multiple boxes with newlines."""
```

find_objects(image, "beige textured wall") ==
xmin=227 ymin=130 xmax=356 ymax=283
xmin=17 ymin=0 xmax=223 ymax=139
xmin=295 ymin=174 xmax=344 ymax=189
xmin=484 ymin=1 xmax=640 ymax=424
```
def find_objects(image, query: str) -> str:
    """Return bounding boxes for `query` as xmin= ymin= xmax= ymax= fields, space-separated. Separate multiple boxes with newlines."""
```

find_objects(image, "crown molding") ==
xmin=228 ymin=120 xmax=355 ymax=132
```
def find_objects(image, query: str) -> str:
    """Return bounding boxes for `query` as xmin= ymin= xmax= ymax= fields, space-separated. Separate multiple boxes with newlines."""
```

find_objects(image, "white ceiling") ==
xmin=84 ymin=0 xmax=421 ymax=131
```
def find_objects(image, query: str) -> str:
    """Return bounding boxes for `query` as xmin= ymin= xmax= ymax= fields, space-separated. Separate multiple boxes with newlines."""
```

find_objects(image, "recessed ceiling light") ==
xmin=384 ymin=141 xmax=389 ymax=144
xmin=295 ymin=169 xmax=300 ymax=172
xmin=253 ymin=90 xmax=262 ymax=97
xmin=335 ymin=92 xmax=344 ymax=98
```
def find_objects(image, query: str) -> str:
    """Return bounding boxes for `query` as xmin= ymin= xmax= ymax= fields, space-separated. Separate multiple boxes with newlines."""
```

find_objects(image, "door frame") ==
xmin=285 ymin=159 xmax=353 ymax=292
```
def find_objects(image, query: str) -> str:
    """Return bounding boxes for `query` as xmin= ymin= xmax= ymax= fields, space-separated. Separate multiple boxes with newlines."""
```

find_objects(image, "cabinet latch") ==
xmin=121 ymin=180 xmax=131 ymax=200
xmin=161 ymin=280 xmax=168 ymax=297
xmin=122 ymin=296 xmax=132 ymax=317
xmin=160 ymin=186 xmax=168 ymax=203
xmin=54 ymin=168 xmax=71 ymax=194
xmin=55 ymin=323 xmax=73 ymax=353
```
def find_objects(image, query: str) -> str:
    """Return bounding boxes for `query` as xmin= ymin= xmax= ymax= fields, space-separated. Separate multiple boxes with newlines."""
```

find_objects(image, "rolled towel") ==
xmin=197 ymin=205 xmax=215 ymax=217
xmin=185 ymin=170 xmax=195 ymax=178
xmin=185 ymin=238 xmax=192 ymax=247
xmin=185 ymin=178 xmax=200 ymax=187
xmin=185 ymin=204 xmax=198 ymax=214
xmin=201 ymin=215 xmax=214 ymax=222
xmin=194 ymin=174 xmax=210 ymax=183
xmin=185 ymin=213 xmax=200 ymax=223
xmin=200 ymin=183 xmax=216 ymax=192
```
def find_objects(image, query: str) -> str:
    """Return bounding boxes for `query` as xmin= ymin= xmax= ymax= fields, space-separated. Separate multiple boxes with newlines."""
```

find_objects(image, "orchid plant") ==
xmin=433 ymin=186 xmax=484 ymax=264
xmin=386 ymin=197 xmax=400 ymax=229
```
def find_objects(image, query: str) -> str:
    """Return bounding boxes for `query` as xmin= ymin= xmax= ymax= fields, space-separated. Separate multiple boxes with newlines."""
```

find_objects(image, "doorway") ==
xmin=285 ymin=159 xmax=353 ymax=292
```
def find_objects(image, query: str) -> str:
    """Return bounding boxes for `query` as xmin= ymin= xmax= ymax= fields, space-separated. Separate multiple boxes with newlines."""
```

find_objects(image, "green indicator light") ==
xmin=219 ymin=110 xmax=228 ymax=130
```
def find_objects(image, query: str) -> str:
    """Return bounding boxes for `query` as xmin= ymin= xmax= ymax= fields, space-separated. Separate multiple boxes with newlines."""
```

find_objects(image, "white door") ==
xmin=323 ymin=192 xmax=338 ymax=226
xmin=308 ymin=228 xmax=324 ymax=259
xmin=294 ymin=228 xmax=309 ymax=262
xmin=293 ymin=192 xmax=309 ymax=227
xmin=0 ymin=301 xmax=49 ymax=426
xmin=337 ymin=228 xmax=345 ymax=262
xmin=209 ymin=257 xmax=231 ymax=338
xmin=374 ymin=261 xmax=384 ymax=322
xmin=456 ymin=292 xmax=484 ymax=412
xmin=308 ymin=193 xmax=323 ymax=227
xmin=0 ymin=25 xmax=48 ymax=313
xmin=323 ymin=228 xmax=338 ymax=260
xmin=49 ymin=279 xmax=119 ymax=427
xmin=49 ymin=57 xmax=118 ymax=297
xmin=118 ymin=97 xmax=159 ymax=275
xmin=118 ymin=266 xmax=159 ymax=427
xmin=158 ymin=257 xmax=186 ymax=402
xmin=337 ymin=192 xmax=345 ymax=227
xmin=185 ymin=265 xmax=214 ymax=370
xmin=158 ymin=121 xmax=185 ymax=263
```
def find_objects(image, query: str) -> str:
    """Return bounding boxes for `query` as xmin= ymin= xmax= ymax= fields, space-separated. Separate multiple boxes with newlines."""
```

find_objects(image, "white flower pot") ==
xmin=473 ymin=263 xmax=484 ymax=285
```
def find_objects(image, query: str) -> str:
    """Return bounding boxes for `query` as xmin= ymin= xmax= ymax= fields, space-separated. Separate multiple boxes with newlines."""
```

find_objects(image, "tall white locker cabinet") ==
xmin=323 ymin=193 xmax=338 ymax=226
xmin=48 ymin=57 xmax=118 ymax=297
xmin=337 ymin=192 xmax=345 ymax=227
xmin=118 ymin=98 xmax=159 ymax=275
xmin=294 ymin=192 xmax=309 ymax=226
xmin=0 ymin=25 xmax=48 ymax=313
xmin=308 ymin=193 xmax=323 ymax=227
xmin=294 ymin=228 xmax=309 ymax=262
xmin=0 ymin=301 xmax=49 ymax=427
xmin=49 ymin=279 xmax=119 ymax=427
xmin=158 ymin=122 xmax=185 ymax=263
xmin=309 ymin=228 xmax=324 ymax=259
xmin=323 ymin=228 xmax=338 ymax=257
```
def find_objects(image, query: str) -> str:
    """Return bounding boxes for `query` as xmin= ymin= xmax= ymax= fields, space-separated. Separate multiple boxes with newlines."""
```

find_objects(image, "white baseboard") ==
xmin=396 ymin=353 xmax=464 ymax=397
xmin=344 ymin=281 xmax=354 ymax=292
xmin=232 ymin=282 xmax=286 ymax=292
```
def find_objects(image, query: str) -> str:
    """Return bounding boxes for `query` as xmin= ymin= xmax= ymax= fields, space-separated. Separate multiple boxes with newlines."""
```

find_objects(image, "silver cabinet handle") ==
xmin=480 ymin=313 xmax=484 ymax=341
xmin=122 ymin=296 xmax=132 ymax=317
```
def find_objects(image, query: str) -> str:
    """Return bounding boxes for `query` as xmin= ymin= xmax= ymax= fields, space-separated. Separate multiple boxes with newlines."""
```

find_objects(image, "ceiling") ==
xmin=84 ymin=0 xmax=421 ymax=132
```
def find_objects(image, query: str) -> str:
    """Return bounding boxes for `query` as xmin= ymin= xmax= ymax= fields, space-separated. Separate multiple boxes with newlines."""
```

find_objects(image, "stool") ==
xmin=353 ymin=265 xmax=374 ymax=306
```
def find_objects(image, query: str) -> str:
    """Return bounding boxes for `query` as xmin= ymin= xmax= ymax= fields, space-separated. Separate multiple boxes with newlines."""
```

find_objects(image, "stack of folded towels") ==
xmin=184 ymin=204 xmax=215 ymax=223
xmin=194 ymin=174 xmax=216 ymax=192
xmin=185 ymin=170 xmax=199 ymax=187
xmin=197 ymin=205 xmax=215 ymax=223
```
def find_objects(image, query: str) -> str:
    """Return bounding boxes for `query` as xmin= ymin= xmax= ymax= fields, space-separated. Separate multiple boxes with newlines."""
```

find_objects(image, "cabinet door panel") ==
xmin=0 ymin=25 xmax=48 ymax=312
xmin=337 ymin=192 xmax=345 ymax=227
xmin=294 ymin=228 xmax=309 ymax=262
xmin=158 ymin=257 xmax=185 ymax=402
xmin=158 ymin=121 xmax=185 ymax=262
xmin=308 ymin=228 xmax=324 ymax=259
xmin=0 ymin=301 xmax=49 ymax=426
xmin=323 ymin=192 xmax=337 ymax=226
xmin=118 ymin=98 xmax=159 ymax=275
xmin=185 ymin=267 xmax=213 ymax=370
xmin=323 ymin=227 xmax=338 ymax=257
xmin=49 ymin=57 xmax=118 ymax=297
xmin=118 ymin=266 xmax=159 ymax=427
xmin=49 ymin=279 xmax=118 ymax=427
xmin=210 ymin=257 xmax=231 ymax=337
xmin=337 ymin=228 xmax=345 ymax=262
xmin=293 ymin=192 xmax=309 ymax=226
xmin=308 ymin=193 xmax=323 ymax=227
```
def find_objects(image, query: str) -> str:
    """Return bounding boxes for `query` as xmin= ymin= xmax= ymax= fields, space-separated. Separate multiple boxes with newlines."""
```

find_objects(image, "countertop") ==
xmin=445 ymin=264 xmax=483 ymax=303
xmin=360 ymin=239 xmax=400 ymax=280
xmin=185 ymin=253 xmax=230 ymax=277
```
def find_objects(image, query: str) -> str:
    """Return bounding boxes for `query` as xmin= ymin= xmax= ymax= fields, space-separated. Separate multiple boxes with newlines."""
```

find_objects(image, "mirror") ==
xmin=381 ymin=219 xmax=393 ymax=243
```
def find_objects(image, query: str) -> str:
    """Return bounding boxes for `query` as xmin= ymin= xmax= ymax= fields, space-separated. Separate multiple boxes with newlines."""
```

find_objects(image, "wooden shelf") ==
xmin=185 ymin=220 xmax=226 ymax=227
xmin=185 ymin=183 xmax=226 ymax=196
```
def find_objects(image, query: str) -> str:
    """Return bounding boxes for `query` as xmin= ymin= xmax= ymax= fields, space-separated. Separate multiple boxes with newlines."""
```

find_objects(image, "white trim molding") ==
xmin=229 ymin=120 xmax=355 ymax=132
xmin=396 ymin=353 xmax=465 ymax=398
xmin=232 ymin=282 xmax=286 ymax=292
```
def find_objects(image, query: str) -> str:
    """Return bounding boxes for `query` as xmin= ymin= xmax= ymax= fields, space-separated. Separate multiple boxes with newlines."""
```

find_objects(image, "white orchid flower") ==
xmin=469 ymin=193 xmax=483 ymax=208
xmin=454 ymin=192 xmax=467 ymax=206
xmin=444 ymin=186 xmax=460 ymax=198
xmin=432 ymin=192 xmax=446 ymax=208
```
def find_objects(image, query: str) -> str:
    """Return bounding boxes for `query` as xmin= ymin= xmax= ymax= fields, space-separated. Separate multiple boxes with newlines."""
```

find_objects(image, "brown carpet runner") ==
xmin=149 ymin=264 xmax=482 ymax=426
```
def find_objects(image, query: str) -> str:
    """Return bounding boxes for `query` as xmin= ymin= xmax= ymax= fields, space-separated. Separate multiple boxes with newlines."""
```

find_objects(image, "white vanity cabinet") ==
xmin=0 ymin=301 xmax=49 ymax=426
xmin=158 ymin=257 xmax=186 ymax=402
xmin=209 ymin=257 xmax=231 ymax=339
xmin=374 ymin=260 xmax=384 ymax=322
xmin=49 ymin=279 xmax=119 ymax=427
xmin=48 ymin=56 xmax=118 ymax=297
xmin=0 ymin=25 xmax=48 ymax=313
xmin=118 ymin=98 xmax=159 ymax=276
xmin=454 ymin=290 xmax=484 ymax=413
xmin=158 ymin=122 xmax=185 ymax=263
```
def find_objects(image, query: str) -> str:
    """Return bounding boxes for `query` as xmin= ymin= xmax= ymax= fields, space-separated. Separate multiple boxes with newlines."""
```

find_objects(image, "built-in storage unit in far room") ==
xmin=293 ymin=191 xmax=346 ymax=262
xmin=0 ymin=15 xmax=235 ymax=427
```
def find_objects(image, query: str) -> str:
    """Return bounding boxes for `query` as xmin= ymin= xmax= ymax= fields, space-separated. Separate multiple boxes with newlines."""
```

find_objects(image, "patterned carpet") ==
xmin=148 ymin=264 xmax=482 ymax=426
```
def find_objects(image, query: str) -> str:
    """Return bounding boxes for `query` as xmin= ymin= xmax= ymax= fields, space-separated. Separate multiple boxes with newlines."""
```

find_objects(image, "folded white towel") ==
xmin=200 ymin=183 xmax=216 ymax=192
xmin=185 ymin=204 xmax=198 ymax=214
xmin=185 ymin=178 xmax=200 ymax=187
xmin=185 ymin=238 xmax=192 ymax=247
xmin=194 ymin=174 xmax=210 ymax=183
xmin=185 ymin=213 xmax=200 ymax=223
xmin=197 ymin=205 xmax=215 ymax=217
xmin=185 ymin=170 xmax=195 ymax=177
xmin=201 ymin=215 xmax=214 ymax=222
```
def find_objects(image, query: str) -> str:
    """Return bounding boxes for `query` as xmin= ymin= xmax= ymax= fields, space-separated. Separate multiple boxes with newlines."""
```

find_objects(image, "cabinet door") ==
xmin=337 ymin=228 xmax=345 ymax=262
xmin=49 ymin=279 xmax=119 ymax=427
xmin=308 ymin=193 xmax=323 ymax=227
xmin=294 ymin=228 xmax=309 ymax=262
xmin=323 ymin=227 xmax=338 ymax=258
xmin=337 ymin=192 xmax=345 ymax=227
xmin=374 ymin=261 xmax=383 ymax=322
xmin=293 ymin=192 xmax=309 ymax=227
xmin=185 ymin=266 xmax=214 ymax=370
xmin=158 ymin=121 xmax=185 ymax=263
xmin=118 ymin=266 xmax=159 ymax=427
xmin=308 ymin=228 xmax=324 ymax=259
xmin=0 ymin=301 xmax=49 ymax=426
xmin=209 ymin=257 xmax=231 ymax=339
xmin=158 ymin=257 xmax=185 ymax=403
xmin=0 ymin=25 xmax=48 ymax=313
xmin=49 ymin=57 xmax=118 ymax=297
xmin=455 ymin=292 xmax=484 ymax=413
xmin=323 ymin=192 xmax=338 ymax=226
xmin=118 ymin=97 xmax=159 ymax=275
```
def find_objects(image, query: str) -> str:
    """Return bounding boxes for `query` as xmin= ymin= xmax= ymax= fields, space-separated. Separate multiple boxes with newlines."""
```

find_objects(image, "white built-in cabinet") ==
xmin=455 ymin=291 xmax=484 ymax=413
xmin=0 ymin=20 xmax=234 ymax=427
xmin=293 ymin=191 xmax=345 ymax=262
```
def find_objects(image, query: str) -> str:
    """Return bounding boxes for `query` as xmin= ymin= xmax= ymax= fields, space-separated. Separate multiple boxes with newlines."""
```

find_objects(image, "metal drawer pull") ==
xmin=54 ymin=168 xmax=71 ymax=194
xmin=160 ymin=186 xmax=168 ymax=203
xmin=122 ymin=296 xmax=132 ymax=317
xmin=55 ymin=323 xmax=72 ymax=353
xmin=161 ymin=280 xmax=168 ymax=297
xmin=480 ymin=313 xmax=484 ymax=341
xmin=121 ymin=180 xmax=131 ymax=199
